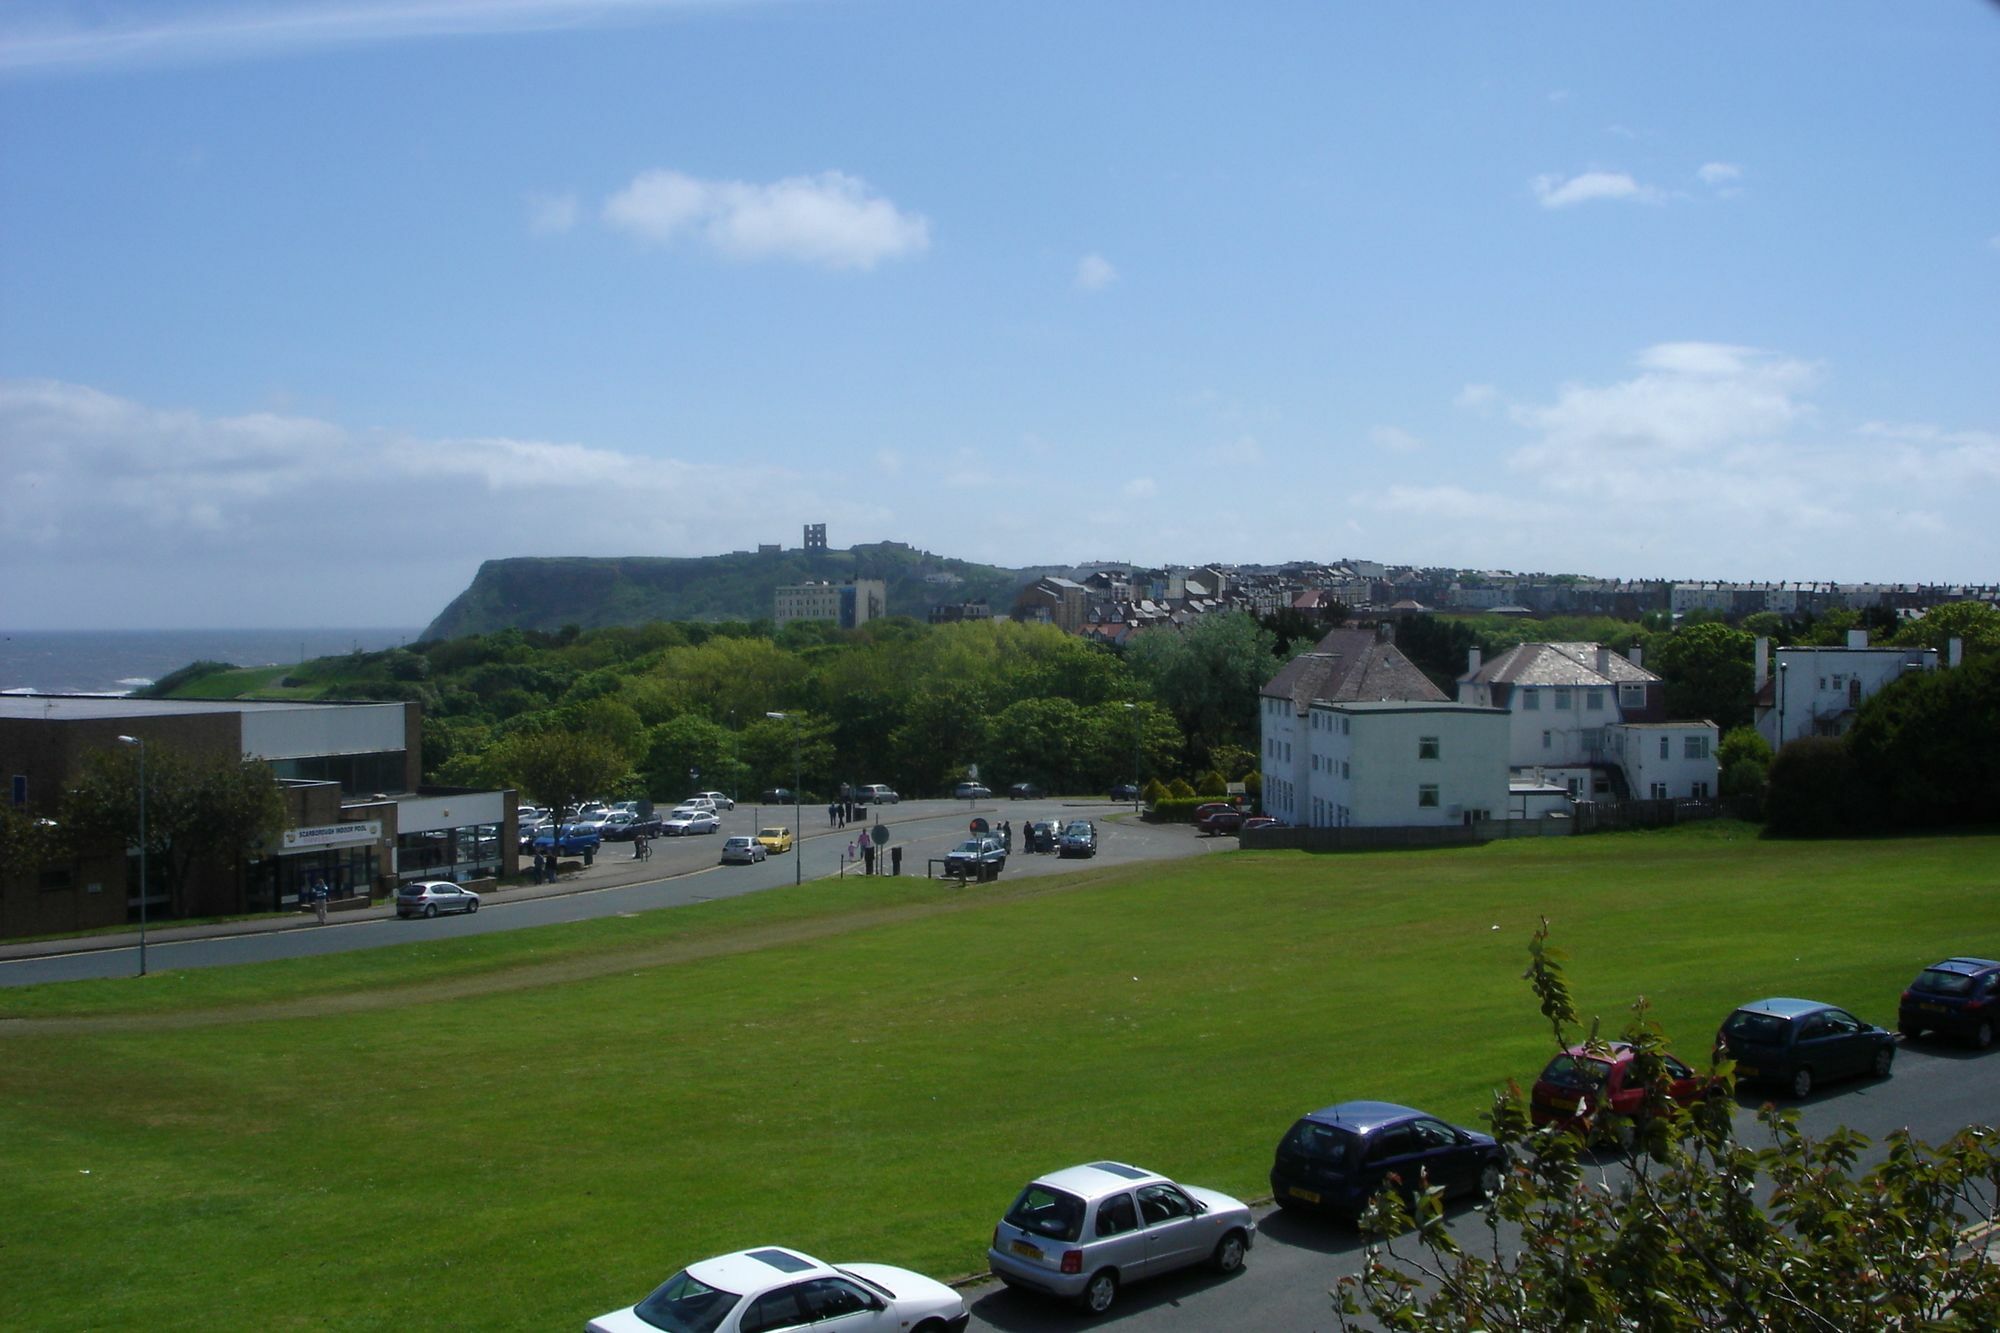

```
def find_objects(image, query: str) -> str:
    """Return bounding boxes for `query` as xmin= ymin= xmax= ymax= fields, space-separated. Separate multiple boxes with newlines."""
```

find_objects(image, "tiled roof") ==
xmin=1464 ymin=642 xmax=1659 ymax=687
xmin=1260 ymin=627 xmax=1449 ymax=711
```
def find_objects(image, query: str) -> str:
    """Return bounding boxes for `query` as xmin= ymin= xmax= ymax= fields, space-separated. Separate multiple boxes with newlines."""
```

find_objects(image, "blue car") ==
xmin=1269 ymin=1101 xmax=1504 ymax=1220
xmin=1716 ymin=997 xmax=1895 ymax=1098
xmin=1899 ymin=958 xmax=2000 ymax=1049
xmin=532 ymin=824 xmax=602 ymax=856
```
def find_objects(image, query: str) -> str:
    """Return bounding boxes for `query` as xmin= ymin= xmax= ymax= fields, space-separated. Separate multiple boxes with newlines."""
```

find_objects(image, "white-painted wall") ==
xmin=240 ymin=703 xmax=406 ymax=761
xmin=1605 ymin=724 xmax=1719 ymax=799
xmin=1302 ymin=702 xmax=1509 ymax=828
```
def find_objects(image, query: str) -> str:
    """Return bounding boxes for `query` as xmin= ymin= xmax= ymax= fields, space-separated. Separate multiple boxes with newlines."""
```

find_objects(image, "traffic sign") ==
xmin=970 ymin=817 xmax=989 ymax=834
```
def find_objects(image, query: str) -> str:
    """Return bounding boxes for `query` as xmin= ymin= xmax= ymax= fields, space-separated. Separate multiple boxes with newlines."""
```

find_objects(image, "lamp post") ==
xmin=766 ymin=711 xmax=801 ymax=886
xmin=1123 ymin=703 xmax=1140 ymax=813
xmin=1777 ymin=661 xmax=1789 ymax=750
xmin=115 ymin=734 xmax=148 ymax=977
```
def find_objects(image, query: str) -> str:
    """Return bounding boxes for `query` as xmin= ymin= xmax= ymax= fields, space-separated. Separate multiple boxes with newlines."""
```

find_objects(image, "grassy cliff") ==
xmin=422 ymin=542 xmax=1036 ymax=638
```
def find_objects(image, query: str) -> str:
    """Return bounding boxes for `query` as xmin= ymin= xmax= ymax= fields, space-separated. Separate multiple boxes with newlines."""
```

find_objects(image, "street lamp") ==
xmin=1122 ymin=703 xmax=1141 ymax=813
xmin=766 ymin=712 xmax=801 ymax=886
xmin=115 ymin=734 xmax=148 ymax=977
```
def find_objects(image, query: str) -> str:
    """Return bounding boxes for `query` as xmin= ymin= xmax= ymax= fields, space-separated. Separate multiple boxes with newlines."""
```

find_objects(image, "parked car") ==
xmin=568 ymin=811 xmax=614 ymax=837
xmin=755 ymin=826 xmax=794 ymax=855
xmin=761 ymin=788 xmax=795 ymax=805
xmin=856 ymin=784 xmax=899 ymax=805
xmin=1197 ymin=806 xmax=1243 ymax=836
xmin=1270 ymin=1100 xmax=1505 ymax=1220
xmin=719 ymin=835 xmax=767 ymax=865
xmin=944 ymin=837 xmax=1006 ymax=877
xmin=599 ymin=812 xmax=662 ymax=841
xmin=1023 ymin=819 xmax=1062 ymax=853
xmin=987 ymin=1161 xmax=1255 ymax=1316
xmin=1529 ymin=1042 xmax=1716 ymax=1142
xmin=1058 ymin=819 xmax=1097 ymax=858
xmin=1715 ymin=998 xmax=1896 ymax=1098
xmin=1108 ymin=783 xmax=1140 ymax=802
xmin=663 ymin=807 xmax=722 ymax=836
xmin=1008 ymin=782 xmax=1043 ymax=800
xmin=1899 ymin=957 xmax=2000 ymax=1048
xmin=1240 ymin=815 xmax=1279 ymax=832
xmin=395 ymin=880 xmax=480 ymax=919
xmin=690 ymin=790 xmax=736 ymax=811
xmin=532 ymin=824 xmax=601 ymax=856
xmin=954 ymin=782 xmax=992 ymax=800
xmin=587 ymin=1245 xmax=969 ymax=1333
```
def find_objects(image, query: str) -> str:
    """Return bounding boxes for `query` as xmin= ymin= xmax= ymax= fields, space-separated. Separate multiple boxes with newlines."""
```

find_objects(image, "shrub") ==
xmin=1765 ymin=736 xmax=1864 ymax=836
xmin=1196 ymin=769 xmax=1228 ymax=797
xmin=1145 ymin=797 xmax=1209 ymax=824
xmin=1167 ymin=777 xmax=1196 ymax=800
xmin=1140 ymin=778 xmax=1170 ymax=805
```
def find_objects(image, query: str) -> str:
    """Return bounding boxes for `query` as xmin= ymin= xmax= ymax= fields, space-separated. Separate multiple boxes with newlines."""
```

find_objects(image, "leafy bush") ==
xmin=1141 ymin=778 xmax=1170 ymax=805
xmin=1764 ymin=736 xmax=1863 ymax=836
xmin=1196 ymin=769 xmax=1228 ymax=797
xmin=1167 ymin=777 xmax=1196 ymax=800
xmin=1145 ymin=797 xmax=1209 ymax=823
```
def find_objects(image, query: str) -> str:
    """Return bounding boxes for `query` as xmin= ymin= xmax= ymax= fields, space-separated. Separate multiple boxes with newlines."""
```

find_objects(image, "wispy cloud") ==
xmin=0 ymin=0 xmax=739 ymax=74
xmin=1369 ymin=425 xmax=1423 ymax=454
xmin=1074 ymin=253 xmax=1117 ymax=292
xmin=1696 ymin=161 xmax=1741 ymax=187
xmin=1455 ymin=383 xmax=1497 ymax=410
xmin=602 ymin=168 xmax=930 ymax=269
xmin=526 ymin=191 xmax=579 ymax=236
xmin=1531 ymin=170 xmax=1664 ymax=210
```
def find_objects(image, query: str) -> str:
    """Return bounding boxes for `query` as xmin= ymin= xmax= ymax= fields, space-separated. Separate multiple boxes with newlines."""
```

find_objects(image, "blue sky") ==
xmin=2 ymin=1 xmax=1996 ymax=629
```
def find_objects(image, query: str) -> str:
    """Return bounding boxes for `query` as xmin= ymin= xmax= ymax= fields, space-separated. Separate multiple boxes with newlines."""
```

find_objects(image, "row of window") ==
xmin=1518 ymin=683 xmax=1649 ymax=711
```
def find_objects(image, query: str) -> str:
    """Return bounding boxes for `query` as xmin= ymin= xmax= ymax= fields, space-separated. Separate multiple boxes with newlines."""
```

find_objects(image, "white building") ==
xmin=1752 ymin=630 xmax=1943 ymax=749
xmin=774 ymin=579 xmax=886 ymax=629
xmin=1301 ymin=700 xmax=1510 ymax=828
xmin=1603 ymin=722 xmax=1720 ymax=800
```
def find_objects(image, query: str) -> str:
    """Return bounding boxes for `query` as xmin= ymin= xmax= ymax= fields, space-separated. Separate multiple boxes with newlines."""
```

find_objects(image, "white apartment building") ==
xmin=1301 ymin=700 xmax=1510 ymax=828
xmin=1752 ymin=630 xmax=1942 ymax=749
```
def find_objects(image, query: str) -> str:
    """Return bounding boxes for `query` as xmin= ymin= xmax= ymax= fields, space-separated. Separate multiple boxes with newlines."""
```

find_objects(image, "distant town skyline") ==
xmin=3 ymin=1 xmax=1995 ymax=630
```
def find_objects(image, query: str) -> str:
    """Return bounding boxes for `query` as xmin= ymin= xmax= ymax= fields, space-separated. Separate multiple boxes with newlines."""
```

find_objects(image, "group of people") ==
xmin=826 ymin=800 xmax=860 ymax=827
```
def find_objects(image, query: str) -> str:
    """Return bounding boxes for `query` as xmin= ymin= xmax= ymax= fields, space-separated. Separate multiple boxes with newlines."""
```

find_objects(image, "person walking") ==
xmin=309 ymin=876 xmax=329 ymax=925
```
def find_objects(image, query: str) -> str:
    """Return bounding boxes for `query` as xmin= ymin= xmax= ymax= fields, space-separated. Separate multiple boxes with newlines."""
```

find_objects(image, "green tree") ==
xmin=988 ymin=698 xmax=1091 ymax=793
xmin=485 ymin=730 xmax=632 ymax=816
xmin=1335 ymin=922 xmax=2000 ymax=1332
xmin=1845 ymin=654 xmax=2000 ymax=829
xmin=58 ymin=743 xmax=287 ymax=919
xmin=1764 ymin=735 xmax=1863 ymax=836
xmin=1892 ymin=601 xmax=2000 ymax=658
xmin=1644 ymin=622 xmax=1756 ymax=729
xmin=889 ymin=684 xmax=991 ymax=797
xmin=642 ymin=715 xmax=737 ymax=802
xmin=0 ymin=804 xmax=59 ymax=880
xmin=1124 ymin=613 xmax=1278 ymax=769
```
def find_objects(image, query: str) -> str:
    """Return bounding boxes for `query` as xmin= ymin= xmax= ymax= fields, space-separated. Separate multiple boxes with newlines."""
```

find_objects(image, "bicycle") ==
xmin=633 ymin=837 xmax=652 ymax=861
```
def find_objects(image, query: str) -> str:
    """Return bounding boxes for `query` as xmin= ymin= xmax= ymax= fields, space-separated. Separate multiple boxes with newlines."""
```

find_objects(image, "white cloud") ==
xmin=1531 ymin=170 xmax=1664 ymax=209
xmin=0 ymin=1 xmax=744 ymax=74
xmin=602 ymin=168 xmax=929 ymax=269
xmin=526 ymin=191 xmax=579 ymax=236
xmin=1455 ymin=383 xmax=1498 ymax=409
xmin=1370 ymin=425 xmax=1423 ymax=454
xmin=1696 ymin=161 xmax=1742 ymax=187
xmin=1074 ymin=253 xmax=1117 ymax=291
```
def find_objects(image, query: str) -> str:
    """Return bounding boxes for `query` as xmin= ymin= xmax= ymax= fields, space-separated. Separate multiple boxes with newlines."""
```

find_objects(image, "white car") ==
xmin=691 ymin=790 xmax=736 ymax=811
xmin=663 ymin=807 xmax=721 ymax=836
xmin=587 ymin=1246 xmax=968 ymax=1333
xmin=720 ymin=835 xmax=767 ymax=865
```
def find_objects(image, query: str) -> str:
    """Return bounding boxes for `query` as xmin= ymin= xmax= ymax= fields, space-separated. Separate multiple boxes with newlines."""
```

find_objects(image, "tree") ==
xmin=485 ymin=730 xmax=632 ymax=816
xmin=0 ymin=804 xmax=59 ymax=881
xmin=1644 ymin=622 xmax=1756 ymax=730
xmin=642 ymin=715 xmax=736 ymax=801
xmin=1335 ymin=922 xmax=2000 ymax=1331
xmin=58 ymin=743 xmax=287 ymax=919
xmin=1764 ymin=736 xmax=1863 ymax=836
xmin=1124 ymin=613 xmax=1278 ymax=770
xmin=1844 ymin=654 xmax=2000 ymax=830
xmin=1893 ymin=601 xmax=2000 ymax=659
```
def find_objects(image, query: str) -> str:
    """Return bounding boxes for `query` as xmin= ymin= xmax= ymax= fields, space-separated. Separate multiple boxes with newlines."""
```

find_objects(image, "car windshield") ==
xmin=1279 ymin=1119 xmax=1356 ymax=1167
xmin=760 ymin=829 xmax=784 ymax=839
xmin=630 ymin=1269 xmax=741 ymax=1333
xmin=1538 ymin=1054 xmax=1612 ymax=1089
xmin=1723 ymin=1010 xmax=1792 ymax=1044
xmin=952 ymin=840 xmax=982 ymax=854
xmin=1912 ymin=968 xmax=1978 ymax=997
xmin=1004 ymin=1184 xmax=1085 ymax=1241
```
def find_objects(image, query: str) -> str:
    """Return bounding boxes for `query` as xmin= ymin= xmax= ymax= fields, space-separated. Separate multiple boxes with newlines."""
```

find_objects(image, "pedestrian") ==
xmin=828 ymin=801 xmax=838 ymax=827
xmin=309 ymin=876 xmax=329 ymax=925
xmin=847 ymin=837 xmax=858 ymax=863
xmin=633 ymin=832 xmax=650 ymax=861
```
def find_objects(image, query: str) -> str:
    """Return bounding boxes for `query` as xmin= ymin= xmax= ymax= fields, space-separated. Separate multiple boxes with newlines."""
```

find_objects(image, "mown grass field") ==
xmin=4 ymin=824 xmax=1997 ymax=1330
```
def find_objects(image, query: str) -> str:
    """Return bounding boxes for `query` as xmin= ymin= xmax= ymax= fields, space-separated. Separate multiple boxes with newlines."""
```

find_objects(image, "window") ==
xmin=1586 ymin=690 xmax=1604 ymax=711
xmin=1692 ymin=781 xmax=1710 ymax=799
xmin=1659 ymin=736 xmax=1670 ymax=759
xmin=1341 ymin=716 xmax=1350 ymax=735
xmin=1283 ymin=742 xmax=1291 ymax=761
xmin=1542 ymin=730 xmax=1552 ymax=750
xmin=1136 ymin=1183 xmax=1195 ymax=1225
xmin=1684 ymin=735 xmax=1710 ymax=760
xmin=1650 ymin=783 xmax=1667 ymax=799
xmin=1094 ymin=1194 xmax=1139 ymax=1237
xmin=1522 ymin=690 xmax=1541 ymax=711
xmin=1619 ymin=682 xmax=1646 ymax=709
xmin=1555 ymin=690 xmax=1572 ymax=710
xmin=1311 ymin=754 xmax=1319 ymax=771
xmin=1418 ymin=736 xmax=1440 ymax=760
xmin=797 ymin=1279 xmax=874 ymax=1321
xmin=1342 ymin=760 xmax=1350 ymax=779
xmin=1418 ymin=785 xmax=1440 ymax=808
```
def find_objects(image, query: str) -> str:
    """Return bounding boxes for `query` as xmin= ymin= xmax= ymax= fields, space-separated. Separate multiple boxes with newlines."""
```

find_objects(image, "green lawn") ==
xmin=4 ymin=824 xmax=1996 ymax=1330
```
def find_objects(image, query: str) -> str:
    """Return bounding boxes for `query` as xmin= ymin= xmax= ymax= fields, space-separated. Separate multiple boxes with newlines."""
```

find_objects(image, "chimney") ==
xmin=1949 ymin=636 xmax=1964 ymax=669
xmin=1594 ymin=644 xmax=1611 ymax=675
xmin=1628 ymin=644 xmax=1643 ymax=670
xmin=1376 ymin=621 xmax=1394 ymax=644
xmin=1467 ymin=647 xmax=1482 ymax=674
xmin=1847 ymin=628 xmax=1869 ymax=649
xmin=1754 ymin=637 xmax=1769 ymax=691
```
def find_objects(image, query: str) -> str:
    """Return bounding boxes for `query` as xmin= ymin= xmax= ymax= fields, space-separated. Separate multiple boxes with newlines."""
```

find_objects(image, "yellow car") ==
xmin=754 ymin=826 xmax=794 ymax=855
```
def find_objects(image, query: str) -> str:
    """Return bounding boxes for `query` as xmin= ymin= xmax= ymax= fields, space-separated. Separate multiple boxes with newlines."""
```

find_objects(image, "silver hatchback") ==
xmin=987 ymin=1161 xmax=1254 ymax=1316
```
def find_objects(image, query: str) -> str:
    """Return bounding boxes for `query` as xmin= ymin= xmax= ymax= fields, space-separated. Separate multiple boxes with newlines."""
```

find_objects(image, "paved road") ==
xmin=0 ymin=798 xmax=1223 ymax=987
xmin=959 ymin=1039 xmax=2000 ymax=1332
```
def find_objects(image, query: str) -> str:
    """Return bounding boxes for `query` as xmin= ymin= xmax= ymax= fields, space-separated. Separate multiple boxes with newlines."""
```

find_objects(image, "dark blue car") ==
xmin=1269 ymin=1100 xmax=1504 ymax=1220
xmin=1715 ymin=997 xmax=1895 ymax=1099
xmin=1899 ymin=958 xmax=2000 ymax=1049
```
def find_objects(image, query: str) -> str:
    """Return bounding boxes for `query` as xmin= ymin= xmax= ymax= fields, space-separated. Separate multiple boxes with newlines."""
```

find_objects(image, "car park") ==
xmin=663 ymin=807 xmax=721 ymax=836
xmin=691 ymin=790 xmax=736 ymax=811
xmin=1058 ymin=819 xmax=1097 ymax=858
xmin=1529 ymin=1042 xmax=1715 ymax=1141
xmin=587 ymin=1245 xmax=969 ymax=1333
xmin=755 ymin=826 xmax=794 ymax=855
xmin=395 ymin=880 xmax=480 ymax=919
xmin=1008 ymin=782 xmax=1042 ymax=800
xmin=856 ymin=784 xmax=899 ymax=805
xmin=1269 ymin=1100 xmax=1505 ymax=1220
xmin=944 ymin=836 xmax=1006 ymax=877
xmin=719 ymin=835 xmax=767 ymax=865
xmin=1715 ymin=998 xmax=1896 ymax=1098
xmin=987 ymin=1161 xmax=1255 ymax=1316
xmin=1898 ymin=957 xmax=2000 ymax=1048
xmin=954 ymin=782 xmax=992 ymax=800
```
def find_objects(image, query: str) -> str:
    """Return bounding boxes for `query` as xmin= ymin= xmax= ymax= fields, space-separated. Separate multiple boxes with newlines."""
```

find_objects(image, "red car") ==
xmin=1529 ymin=1042 xmax=1714 ymax=1139
xmin=1194 ymin=801 xmax=1243 ymax=835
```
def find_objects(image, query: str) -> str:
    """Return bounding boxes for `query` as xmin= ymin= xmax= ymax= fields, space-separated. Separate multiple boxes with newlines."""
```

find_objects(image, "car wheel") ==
xmin=1873 ymin=1046 xmax=1894 ymax=1079
xmin=1975 ymin=1020 xmax=1995 ymax=1051
xmin=1077 ymin=1269 xmax=1118 ymax=1317
xmin=423 ymin=903 xmax=437 ymax=918
xmin=1211 ymin=1230 xmax=1248 ymax=1274
xmin=1790 ymin=1066 xmax=1813 ymax=1098
xmin=468 ymin=900 xmax=478 ymax=914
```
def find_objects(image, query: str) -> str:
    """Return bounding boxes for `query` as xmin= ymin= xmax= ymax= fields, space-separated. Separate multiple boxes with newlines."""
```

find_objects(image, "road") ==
xmin=0 ymin=797 xmax=1224 ymax=987
xmin=959 ymin=1040 xmax=2000 ymax=1332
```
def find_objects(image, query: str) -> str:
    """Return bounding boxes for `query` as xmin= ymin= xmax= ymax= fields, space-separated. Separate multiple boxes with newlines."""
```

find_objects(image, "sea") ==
xmin=0 ymin=628 xmax=425 ymax=696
